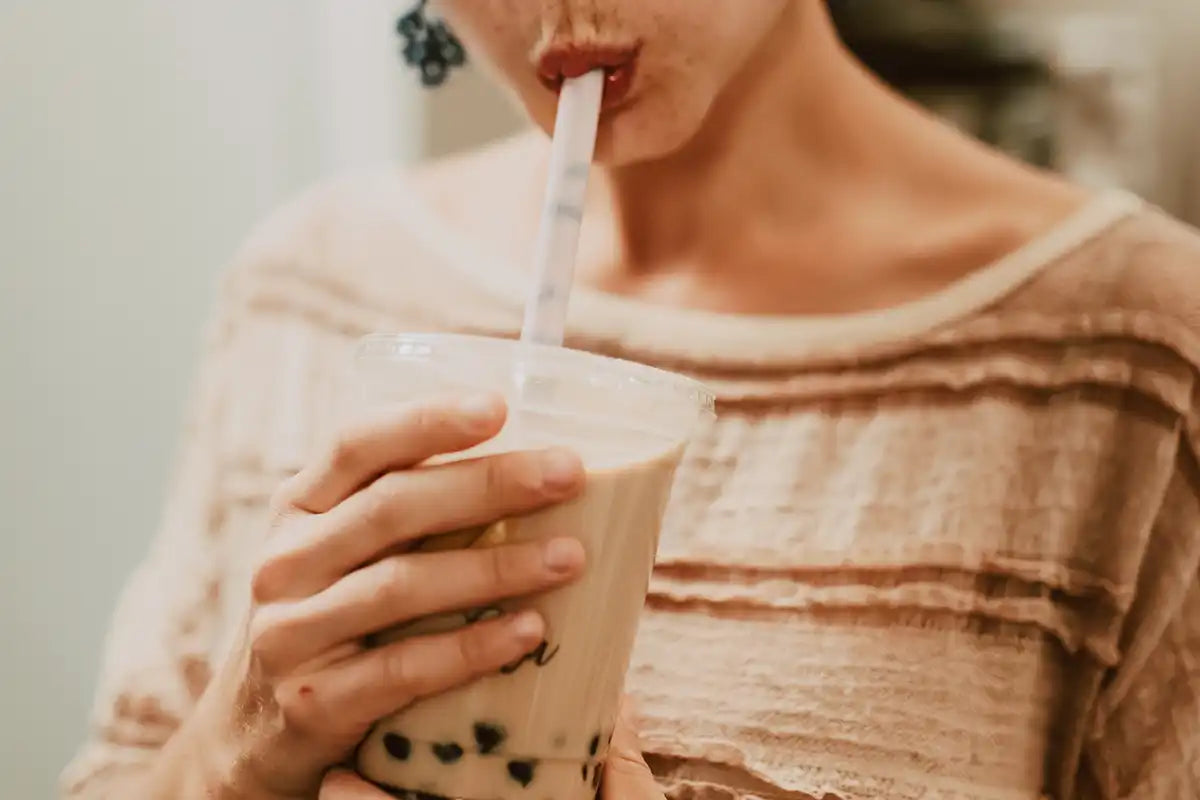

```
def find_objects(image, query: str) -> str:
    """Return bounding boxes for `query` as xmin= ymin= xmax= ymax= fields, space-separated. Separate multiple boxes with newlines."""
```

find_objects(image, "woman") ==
xmin=63 ymin=2 xmax=1200 ymax=799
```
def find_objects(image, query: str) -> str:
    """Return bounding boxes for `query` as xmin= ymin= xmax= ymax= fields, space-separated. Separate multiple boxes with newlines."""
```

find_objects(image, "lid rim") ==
xmin=355 ymin=332 xmax=717 ymax=417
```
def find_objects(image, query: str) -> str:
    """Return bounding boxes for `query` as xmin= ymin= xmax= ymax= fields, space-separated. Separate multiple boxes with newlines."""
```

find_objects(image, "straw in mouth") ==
xmin=519 ymin=69 xmax=606 ymax=348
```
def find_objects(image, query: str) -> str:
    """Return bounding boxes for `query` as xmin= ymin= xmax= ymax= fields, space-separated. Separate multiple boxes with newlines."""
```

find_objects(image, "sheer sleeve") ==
xmin=56 ymin=170 xmax=448 ymax=798
xmin=1079 ymin=455 xmax=1200 ymax=799
xmin=58 ymin=267 xmax=246 ymax=798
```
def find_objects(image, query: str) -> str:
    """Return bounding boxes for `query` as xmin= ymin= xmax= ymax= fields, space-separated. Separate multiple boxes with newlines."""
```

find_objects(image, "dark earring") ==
xmin=397 ymin=0 xmax=466 ymax=88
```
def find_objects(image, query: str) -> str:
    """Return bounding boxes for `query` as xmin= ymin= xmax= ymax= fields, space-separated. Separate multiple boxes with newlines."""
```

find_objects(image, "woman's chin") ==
xmin=519 ymin=85 xmax=701 ymax=168
xmin=593 ymin=100 xmax=698 ymax=168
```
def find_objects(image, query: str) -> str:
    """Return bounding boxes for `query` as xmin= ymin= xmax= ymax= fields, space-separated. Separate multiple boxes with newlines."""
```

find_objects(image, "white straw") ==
xmin=520 ymin=70 xmax=605 ymax=347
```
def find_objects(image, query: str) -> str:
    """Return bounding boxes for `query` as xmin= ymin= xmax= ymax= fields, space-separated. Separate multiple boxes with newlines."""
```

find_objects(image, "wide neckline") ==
xmin=388 ymin=173 xmax=1143 ymax=368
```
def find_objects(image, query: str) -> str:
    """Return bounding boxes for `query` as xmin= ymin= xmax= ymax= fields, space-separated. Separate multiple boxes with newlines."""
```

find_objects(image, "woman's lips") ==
xmin=537 ymin=44 xmax=641 ymax=110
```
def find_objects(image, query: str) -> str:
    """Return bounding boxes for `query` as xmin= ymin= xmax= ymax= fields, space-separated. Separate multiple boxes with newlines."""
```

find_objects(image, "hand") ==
xmin=185 ymin=394 xmax=587 ymax=799
xmin=318 ymin=769 xmax=399 ymax=799
xmin=603 ymin=700 xmax=666 ymax=800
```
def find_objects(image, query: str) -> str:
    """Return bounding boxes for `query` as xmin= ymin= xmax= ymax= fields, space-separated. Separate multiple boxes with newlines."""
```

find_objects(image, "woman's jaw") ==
xmin=439 ymin=0 xmax=795 ymax=166
xmin=432 ymin=1 xmax=1087 ymax=316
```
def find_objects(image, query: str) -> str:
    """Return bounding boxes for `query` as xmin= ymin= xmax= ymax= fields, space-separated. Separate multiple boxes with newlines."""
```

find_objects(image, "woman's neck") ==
xmin=577 ymin=2 xmax=1085 ymax=314
xmin=604 ymin=3 xmax=859 ymax=263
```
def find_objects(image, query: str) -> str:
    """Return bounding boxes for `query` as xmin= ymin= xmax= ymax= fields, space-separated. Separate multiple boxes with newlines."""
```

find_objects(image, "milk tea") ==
xmin=356 ymin=442 xmax=683 ymax=800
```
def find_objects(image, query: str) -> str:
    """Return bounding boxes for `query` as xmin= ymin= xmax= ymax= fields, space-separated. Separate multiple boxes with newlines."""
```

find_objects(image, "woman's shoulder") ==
xmin=951 ymin=198 xmax=1200 ymax=447
xmin=406 ymin=130 xmax=546 ymax=231
xmin=219 ymin=134 xmax=544 ymax=333
xmin=226 ymin=164 xmax=444 ymax=284
xmin=230 ymin=131 xmax=542 ymax=271
xmin=1093 ymin=202 xmax=1200 ymax=334
xmin=1010 ymin=199 xmax=1200 ymax=353
xmin=980 ymin=198 xmax=1200 ymax=446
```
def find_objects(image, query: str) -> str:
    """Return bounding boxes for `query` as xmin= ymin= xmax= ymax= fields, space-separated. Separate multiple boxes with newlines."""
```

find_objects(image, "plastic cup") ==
xmin=352 ymin=333 xmax=715 ymax=800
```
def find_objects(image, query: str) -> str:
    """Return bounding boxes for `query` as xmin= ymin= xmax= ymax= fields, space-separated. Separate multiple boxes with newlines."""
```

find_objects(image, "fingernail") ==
xmin=543 ymin=537 xmax=584 ymax=574
xmin=510 ymin=610 xmax=543 ymax=640
xmin=458 ymin=394 xmax=503 ymax=430
xmin=539 ymin=448 xmax=582 ymax=492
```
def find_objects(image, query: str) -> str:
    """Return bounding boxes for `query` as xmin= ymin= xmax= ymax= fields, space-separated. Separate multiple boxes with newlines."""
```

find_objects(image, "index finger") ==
xmin=278 ymin=393 xmax=506 ymax=514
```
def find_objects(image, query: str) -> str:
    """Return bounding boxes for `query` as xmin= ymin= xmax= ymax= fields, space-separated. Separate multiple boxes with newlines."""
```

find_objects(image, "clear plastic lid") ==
xmin=355 ymin=333 xmax=716 ymax=454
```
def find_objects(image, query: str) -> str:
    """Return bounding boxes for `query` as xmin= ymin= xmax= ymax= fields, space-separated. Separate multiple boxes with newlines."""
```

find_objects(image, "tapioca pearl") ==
xmin=588 ymin=733 xmax=600 ymax=757
xmin=431 ymin=742 xmax=464 ymax=764
xmin=383 ymin=733 xmax=412 ymax=761
xmin=506 ymin=760 xmax=537 ymax=787
xmin=473 ymin=721 xmax=506 ymax=754
xmin=591 ymin=761 xmax=604 ymax=790
xmin=581 ymin=763 xmax=589 ymax=782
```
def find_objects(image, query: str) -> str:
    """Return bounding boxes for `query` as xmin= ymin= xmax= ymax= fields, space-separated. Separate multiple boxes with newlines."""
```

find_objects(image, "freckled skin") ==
xmin=438 ymin=0 xmax=790 ymax=165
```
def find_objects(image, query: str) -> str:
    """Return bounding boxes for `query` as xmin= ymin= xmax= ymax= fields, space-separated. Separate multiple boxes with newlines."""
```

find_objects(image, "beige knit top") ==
xmin=62 ymin=172 xmax=1200 ymax=800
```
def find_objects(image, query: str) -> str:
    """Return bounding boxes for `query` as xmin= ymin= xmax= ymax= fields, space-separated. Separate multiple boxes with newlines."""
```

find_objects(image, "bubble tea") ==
xmin=352 ymin=333 xmax=714 ymax=800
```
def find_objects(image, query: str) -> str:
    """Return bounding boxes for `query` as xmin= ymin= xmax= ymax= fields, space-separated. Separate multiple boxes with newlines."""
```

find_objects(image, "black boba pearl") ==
xmin=506 ymin=760 xmax=537 ymax=787
xmin=383 ymin=733 xmax=412 ymax=761
xmin=432 ymin=742 xmax=464 ymax=763
xmin=473 ymin=722 xmax=506 ymax=754
xmin=588 ymin=733 xmax=600 ymax=757
xmin=592 ymin=762 xmax=604 ymax=790
xmin=581 ymin=763 xmax=589 ymax=782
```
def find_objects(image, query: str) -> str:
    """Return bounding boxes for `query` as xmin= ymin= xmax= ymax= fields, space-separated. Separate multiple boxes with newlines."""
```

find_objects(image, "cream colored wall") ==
xmin=0 ymin=2 xmax=422 ymax=796
xmin=996 ymin=0 xmax=1200 ymax=217
xmin=1154 ymin=0 xmax=1200 ymax=220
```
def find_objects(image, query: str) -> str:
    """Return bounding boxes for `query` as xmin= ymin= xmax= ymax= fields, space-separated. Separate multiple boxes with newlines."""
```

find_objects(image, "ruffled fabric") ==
xmin=61 ymin=174 xmax=1200 ymax=800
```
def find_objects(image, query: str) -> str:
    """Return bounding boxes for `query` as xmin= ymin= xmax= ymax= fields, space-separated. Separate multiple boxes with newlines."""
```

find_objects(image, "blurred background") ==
xmin=1 ymin=1 xmax=1198 ymax=796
